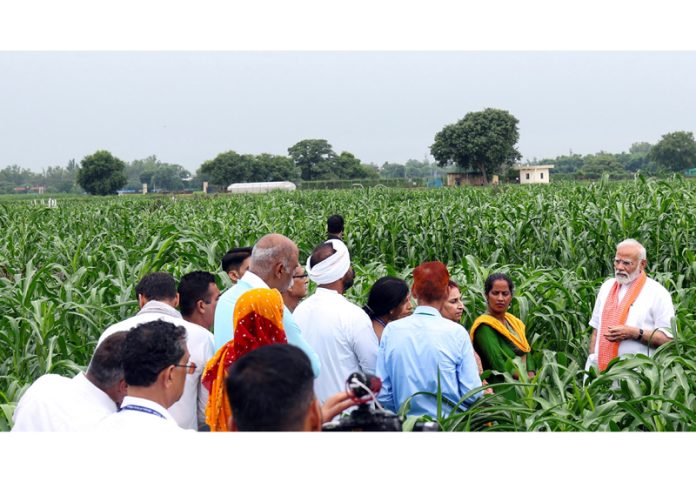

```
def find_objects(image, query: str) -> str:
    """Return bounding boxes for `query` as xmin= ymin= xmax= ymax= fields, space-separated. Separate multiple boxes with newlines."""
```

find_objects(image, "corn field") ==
xmin=0 ymin=175 xmax=694 ymax=431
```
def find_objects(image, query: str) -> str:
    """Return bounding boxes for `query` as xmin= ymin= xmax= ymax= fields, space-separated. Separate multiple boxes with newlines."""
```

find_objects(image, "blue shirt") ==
xmin=213 ymin=271 xmax=321 ymax=377
xmin=376 ymin=306 xmax=482 ymax=417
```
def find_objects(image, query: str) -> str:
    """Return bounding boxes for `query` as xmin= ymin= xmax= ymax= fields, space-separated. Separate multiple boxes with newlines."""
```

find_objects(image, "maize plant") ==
xmin=0 ymin=176 xmax=694 ymax=430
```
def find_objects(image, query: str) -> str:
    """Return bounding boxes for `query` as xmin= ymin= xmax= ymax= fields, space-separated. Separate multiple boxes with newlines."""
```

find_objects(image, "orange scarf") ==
xmin=202 ymin=288 xmax=287 ymax=431
xmin=597 ymin=271 xmax=646 ymax=371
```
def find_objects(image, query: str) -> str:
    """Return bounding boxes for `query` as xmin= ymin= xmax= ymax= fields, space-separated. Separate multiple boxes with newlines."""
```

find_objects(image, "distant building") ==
xmin=514 ymin=164 xmax=554 ymax=184
xmin=445 ymin=166 xmax=498 ymax=186
xmin=13 ymin=185 xmax=46 ymax=194
xmin=685 ymin=167 xmax=696 ymax=177
xmin=226 ymin=181 xmax=296 ymax=194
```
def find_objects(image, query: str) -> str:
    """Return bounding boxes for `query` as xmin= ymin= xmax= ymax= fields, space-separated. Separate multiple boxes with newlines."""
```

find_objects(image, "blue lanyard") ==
xmin=119 ymin=404 xmax=166 ymax=419
xmin=374 ymin=317 xmax=387 ymax=328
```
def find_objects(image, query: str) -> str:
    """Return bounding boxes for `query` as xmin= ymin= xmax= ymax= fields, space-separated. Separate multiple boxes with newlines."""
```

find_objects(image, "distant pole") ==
xmin=142 ymin=183 xmax=148 ymax=195
xmin=203 ymin=181 xmax=208 ymax=194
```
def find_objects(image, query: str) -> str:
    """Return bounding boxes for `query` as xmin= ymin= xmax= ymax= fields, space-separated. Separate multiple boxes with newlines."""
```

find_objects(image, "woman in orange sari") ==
xmin=202 ymin=287 xmax=286 ymax=431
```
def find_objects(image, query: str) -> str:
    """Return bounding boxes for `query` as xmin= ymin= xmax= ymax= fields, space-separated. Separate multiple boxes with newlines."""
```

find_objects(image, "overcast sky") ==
xmin=1 ymin=51 xmax=695 ymax=173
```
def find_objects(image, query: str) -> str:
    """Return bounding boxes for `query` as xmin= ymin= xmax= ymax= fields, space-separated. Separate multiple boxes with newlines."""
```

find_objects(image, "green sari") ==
xmin=472 ymin=324 xmax=535 ymax=399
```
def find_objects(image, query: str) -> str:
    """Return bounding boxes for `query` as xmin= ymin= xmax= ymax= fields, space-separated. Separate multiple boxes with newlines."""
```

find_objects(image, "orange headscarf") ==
xmin=597 ymin=271 xmax=647 ymax=371
xmin=202 ymin=288 xmax=287 ymax=431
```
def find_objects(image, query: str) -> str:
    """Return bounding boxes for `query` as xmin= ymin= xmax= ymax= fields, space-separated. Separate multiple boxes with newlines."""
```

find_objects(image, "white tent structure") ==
xmin=226 ymin=181 xmax=297 ymax=194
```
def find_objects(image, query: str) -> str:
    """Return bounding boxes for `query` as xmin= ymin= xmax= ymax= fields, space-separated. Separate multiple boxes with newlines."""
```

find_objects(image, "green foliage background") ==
xmin=0 ymin=176 xmax=694 ymax=430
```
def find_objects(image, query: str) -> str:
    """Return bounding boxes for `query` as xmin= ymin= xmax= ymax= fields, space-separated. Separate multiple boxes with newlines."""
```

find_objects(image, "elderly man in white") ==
xmin=586 ymin=239 xmax=675 ymax=372
xmin=293 ymin=239 xmax=379 ymax=405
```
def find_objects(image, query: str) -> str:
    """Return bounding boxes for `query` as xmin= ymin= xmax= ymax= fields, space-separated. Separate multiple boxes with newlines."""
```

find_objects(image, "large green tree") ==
xmin=251 ymin=153 xmax=300 ymax=182
xmin=549 ymin=154 xmax=584 ymax=175
xmin=581 ymin=153 xmax=627 ymax=179
xmin=126 ymin=155 xmax=191 ymax=191
xmin=430 ymin=108 xmax=521 ymax=183
xmin=287 ymin=139 xmax=336 ymax=181
xmin=77 ymin=150 xmax=127 ymax=195
xmin=127 ymin=155 xmax=160 ymax=188
xmin=333 ymin=152 xmax=378 ymax=179
xmin=198 ymin=151 xmax=254 ymax=188
xmin=649 ymin=131 xmax=696 ymax=172
xmin=619 ymin=142 xmax=655 ymax=173
xmin=151 ymin=164 xmax=189 ymax=192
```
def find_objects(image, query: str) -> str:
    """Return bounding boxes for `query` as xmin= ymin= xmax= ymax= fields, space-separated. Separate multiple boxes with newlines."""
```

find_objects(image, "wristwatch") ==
xmin=635 ymin=328 xmax=644 ymax=341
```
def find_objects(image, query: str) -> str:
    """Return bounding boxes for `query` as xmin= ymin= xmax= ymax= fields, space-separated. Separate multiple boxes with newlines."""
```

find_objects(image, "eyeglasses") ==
xmin=174 ymin=362 xmax=197 ymax=374
xmin=613 ymin=259 xmax=634 ymax=267
xmin=293 ymin=273 xmax=309 ymax=279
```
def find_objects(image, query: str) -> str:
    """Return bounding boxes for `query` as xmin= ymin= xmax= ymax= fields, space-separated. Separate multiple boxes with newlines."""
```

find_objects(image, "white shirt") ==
xmin=12 ymin=372 xmax=116 ymax=431
xmin=98 ymin=301 xmax=215 ymax=431
xmin=589 ymin=276 xmax=675 ymax=357
xmin=293 ymin=288 xmax=378 ymax=403
xmin=96 ymin=396 xmax=182 ymax=431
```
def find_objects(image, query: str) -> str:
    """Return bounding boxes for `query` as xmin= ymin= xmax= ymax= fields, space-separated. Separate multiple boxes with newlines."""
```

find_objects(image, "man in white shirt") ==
xmin=97 ymin=320 xmax=190 ymax=431
xmin=221 ymin=246 xmax=252 ymax=284
xmin=178 ymin=270 xmax=221 ymax=331
xmin=98 ymin=272 xmax=214 ymax=430
xmin=587 ymin=239 xmax=675 ymax=371
xmin=294 ymin=239 xmax=378 ymax=404
xmin=12 ymin=331 xmax=128 ymax=431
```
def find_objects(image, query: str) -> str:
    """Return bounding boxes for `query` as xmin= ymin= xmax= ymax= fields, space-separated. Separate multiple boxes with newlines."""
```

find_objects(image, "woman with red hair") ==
xmin=375 ymin=262 xmax=483 ymax=417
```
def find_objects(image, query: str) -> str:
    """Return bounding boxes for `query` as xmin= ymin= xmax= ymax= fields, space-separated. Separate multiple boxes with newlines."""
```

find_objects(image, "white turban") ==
xmin=306 ymin=239 xmax=351 ymax=285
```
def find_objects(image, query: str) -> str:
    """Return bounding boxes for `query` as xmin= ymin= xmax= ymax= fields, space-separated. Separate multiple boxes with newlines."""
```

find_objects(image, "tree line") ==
xmin=428 ymin=109 xmax=696 ymax=182
xmin=1 ymin=140 xmax=443 ymax=195
xmin=2 ymin=109 xmax=695 ymax=195
xmin=527 ymin=131 xmax=696 ymax=181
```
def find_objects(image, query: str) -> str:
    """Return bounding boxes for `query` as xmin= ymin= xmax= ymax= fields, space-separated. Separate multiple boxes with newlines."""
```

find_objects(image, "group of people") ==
xmin=12 ymin=210 xmax=676 ymax=431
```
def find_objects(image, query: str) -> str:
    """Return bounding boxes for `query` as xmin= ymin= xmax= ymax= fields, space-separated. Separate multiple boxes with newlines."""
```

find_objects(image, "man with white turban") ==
xmin=293 ymin=239 xmax=379 ymax=406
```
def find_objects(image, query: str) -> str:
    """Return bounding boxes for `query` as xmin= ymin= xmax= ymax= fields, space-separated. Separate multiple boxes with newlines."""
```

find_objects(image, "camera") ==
xmin=322 ymin=372 xmax=438 ymax=432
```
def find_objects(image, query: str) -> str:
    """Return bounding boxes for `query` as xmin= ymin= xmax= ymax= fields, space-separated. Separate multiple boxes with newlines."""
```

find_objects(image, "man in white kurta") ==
xmin=12 ymin=373 xmax=116 ymax=431
xmin=586 ymin=239 xmax=675 ymax=369
xmin=98 ymin=272 xmax=214 ymax=430
xmin=12 ymin=331 xmax=127 ymax=431
xmin=294 ymin=239 xmax=378 ymax=404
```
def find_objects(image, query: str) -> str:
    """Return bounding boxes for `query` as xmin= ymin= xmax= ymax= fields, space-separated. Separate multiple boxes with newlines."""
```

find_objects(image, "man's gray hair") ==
xmin=251 ymin=243 xmax=294 ymax=277
xmin=617 ymin=238 xmax=647 ymax=261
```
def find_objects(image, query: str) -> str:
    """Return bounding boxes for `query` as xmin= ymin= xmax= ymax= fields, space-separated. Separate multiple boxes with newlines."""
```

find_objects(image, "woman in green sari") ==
xmin=470 ymin=273 xmax=534 ymax=384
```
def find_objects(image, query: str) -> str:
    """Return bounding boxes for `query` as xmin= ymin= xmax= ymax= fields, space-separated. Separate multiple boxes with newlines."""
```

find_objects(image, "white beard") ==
xmin=615 ymin=268 xmax=641 ymax=285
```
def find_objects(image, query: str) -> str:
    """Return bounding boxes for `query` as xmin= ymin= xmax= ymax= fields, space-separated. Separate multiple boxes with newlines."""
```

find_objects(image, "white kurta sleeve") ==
xmin=351 ymin=312 xmax=379 ymax=375
xmin=589 ymin=279 xmax=613 ymax=329
xmin=651 ymin=284 xmax=676 ymax=337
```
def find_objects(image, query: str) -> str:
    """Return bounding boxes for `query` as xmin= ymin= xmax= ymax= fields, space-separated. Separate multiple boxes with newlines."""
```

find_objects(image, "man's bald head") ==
xmin=250 ymin=234 xmax=299 ymax=292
